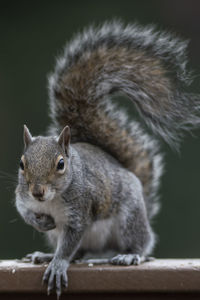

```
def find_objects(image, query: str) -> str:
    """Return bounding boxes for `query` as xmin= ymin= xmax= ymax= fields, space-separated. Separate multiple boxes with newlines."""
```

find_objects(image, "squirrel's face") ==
xmin=17 ymin=125 xmax=71 ymax=202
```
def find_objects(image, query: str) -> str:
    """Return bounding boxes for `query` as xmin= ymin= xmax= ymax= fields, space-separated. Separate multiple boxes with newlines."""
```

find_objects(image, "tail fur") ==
xmin=48 ymin=21 xmax=200 ymax=219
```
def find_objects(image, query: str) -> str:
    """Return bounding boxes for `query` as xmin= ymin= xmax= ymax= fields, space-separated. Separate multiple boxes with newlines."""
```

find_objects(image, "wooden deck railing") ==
xmin=0 ymin=259 xmax=200 ymax=299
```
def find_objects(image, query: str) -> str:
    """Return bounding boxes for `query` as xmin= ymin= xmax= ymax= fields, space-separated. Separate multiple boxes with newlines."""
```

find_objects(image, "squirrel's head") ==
xmin=17 ymin=125 xmax=71 ymax=202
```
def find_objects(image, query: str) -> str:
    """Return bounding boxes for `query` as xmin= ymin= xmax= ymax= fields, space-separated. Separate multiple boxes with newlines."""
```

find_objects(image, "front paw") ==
xmin=33 ymin=213 xmax=56 ymax=231
xmin=43 ymin=258 xmax=69 ymax=299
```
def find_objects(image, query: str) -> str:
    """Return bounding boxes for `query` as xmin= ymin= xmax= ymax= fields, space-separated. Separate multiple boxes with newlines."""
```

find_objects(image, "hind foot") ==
xmin=23 ymin=251 xmax=54 ymax=264
xmin=110 ymin=254 xmax=141 ymax=266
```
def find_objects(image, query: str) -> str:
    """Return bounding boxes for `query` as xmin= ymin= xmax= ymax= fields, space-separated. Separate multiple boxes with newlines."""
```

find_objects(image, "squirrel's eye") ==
xmin=19 ymin=160 xmax=24 ymax=171
xmin=57 ymin=158 xmax=65 ymax=171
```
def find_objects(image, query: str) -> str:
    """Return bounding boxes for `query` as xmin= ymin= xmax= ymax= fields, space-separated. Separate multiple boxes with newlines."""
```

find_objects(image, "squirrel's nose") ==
xmin=32 ymin=188 xmax=45 ymax=201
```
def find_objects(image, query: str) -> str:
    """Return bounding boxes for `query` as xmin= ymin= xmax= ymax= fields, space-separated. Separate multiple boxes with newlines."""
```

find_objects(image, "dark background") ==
xmin=0 ymin=0 xmax=200 ymax=259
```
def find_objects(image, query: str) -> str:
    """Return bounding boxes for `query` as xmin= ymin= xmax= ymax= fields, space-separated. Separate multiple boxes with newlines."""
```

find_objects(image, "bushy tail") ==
xmin=48 ymin=21 xmax=200 ymax=218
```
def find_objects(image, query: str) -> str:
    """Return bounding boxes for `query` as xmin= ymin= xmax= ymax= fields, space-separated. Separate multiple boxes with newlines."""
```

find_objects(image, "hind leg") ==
xmin=110 ymin=199 xmax=155 ymax=266
xmin=75 ymin=204 xmax=154 ymax=266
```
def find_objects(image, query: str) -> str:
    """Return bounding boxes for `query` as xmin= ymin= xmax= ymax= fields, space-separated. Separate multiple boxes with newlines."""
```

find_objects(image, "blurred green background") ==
xmin=0 ymin=0 xmax=200 ymax=259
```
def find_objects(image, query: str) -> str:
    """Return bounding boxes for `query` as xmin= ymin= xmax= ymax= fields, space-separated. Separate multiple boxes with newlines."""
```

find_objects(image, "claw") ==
xmin=62 ymin=272 xmax=68 ymax=288
xmin=22 ymin=253 xmax=32 ymax=262
xmin=56 ymin=273 xmax=61 ymax=299
xmin=43 ymin=267 xmax=50 ymax=283
xmin=132 ymin=254 xmax=141 ymax=265
xmin=45 ymin=272 xmax=54 ymax=296
xmin=56 ymin=288 xmax=61 ymax=300
xmin=47 ymin=286 xmax=52 ymax=296
xmin=48 ymin=271 xmax=55 ymax=291
xmin=57 ymin=292 xmax=61 ymax=300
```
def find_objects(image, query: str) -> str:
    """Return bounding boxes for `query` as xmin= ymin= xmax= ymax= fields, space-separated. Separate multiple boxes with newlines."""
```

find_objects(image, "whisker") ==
xmin=0 ymin=170 xmax=18 ymax=186
xmin=9 ymin=218 xmax=18 ymax=224
xmin=5 ymin=186 xmax=16 ymax=191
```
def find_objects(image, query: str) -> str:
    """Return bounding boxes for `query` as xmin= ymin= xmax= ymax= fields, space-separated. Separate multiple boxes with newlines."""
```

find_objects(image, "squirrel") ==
xmin=15 ymin=21 xmax=200 ymax=298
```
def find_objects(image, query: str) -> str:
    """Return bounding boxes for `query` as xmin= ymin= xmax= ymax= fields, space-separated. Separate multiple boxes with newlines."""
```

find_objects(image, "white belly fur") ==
xmin=80 ymin=218 xmax=116 ymax=251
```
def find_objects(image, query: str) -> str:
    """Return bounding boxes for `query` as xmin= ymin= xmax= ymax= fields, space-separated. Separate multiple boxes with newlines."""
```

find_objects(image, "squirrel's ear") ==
xmin=58 ymin=126 xmax=71 ymax=157
xmin=23 ymin=125 xmax=33 ymax=149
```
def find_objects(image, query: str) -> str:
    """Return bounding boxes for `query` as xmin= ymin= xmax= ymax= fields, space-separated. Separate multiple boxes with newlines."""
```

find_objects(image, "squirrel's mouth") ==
xmin=38 ymin=198 xmax=45 ymax=202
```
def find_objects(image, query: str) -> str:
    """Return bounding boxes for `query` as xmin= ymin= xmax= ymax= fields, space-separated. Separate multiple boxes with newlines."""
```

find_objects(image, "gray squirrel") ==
xmin=15 ymin=21 xmax=200 ymax=298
